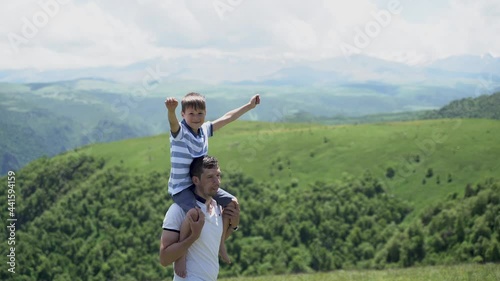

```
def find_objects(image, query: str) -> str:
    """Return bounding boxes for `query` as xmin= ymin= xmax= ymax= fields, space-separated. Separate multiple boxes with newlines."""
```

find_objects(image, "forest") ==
xmin=0 ymin=153 xmax=498 ymax=280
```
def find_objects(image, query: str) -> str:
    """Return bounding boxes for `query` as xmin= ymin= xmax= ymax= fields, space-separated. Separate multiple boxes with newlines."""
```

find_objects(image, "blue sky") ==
xmin=1 ymin=0 xmax=499 ymax=80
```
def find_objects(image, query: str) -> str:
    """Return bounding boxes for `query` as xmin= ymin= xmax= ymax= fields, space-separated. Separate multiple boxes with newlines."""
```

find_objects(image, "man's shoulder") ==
xmin=165 ymin=203 xmax=184 ymax=218
xmin=168 ymin=203 xmax=183 ymax=213
xmin=163 ymin=203 xmax=186 ymax=230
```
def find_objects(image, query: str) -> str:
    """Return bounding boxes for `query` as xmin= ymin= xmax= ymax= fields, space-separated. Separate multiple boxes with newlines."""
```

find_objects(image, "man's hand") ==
xmin=165 ymin=97 xmax=179 ymax=111
xmin=249 ymin=94 xmax=260 ymax=109
xmin=189 ymin=208 xmax=205 ymax=240
xmin=223 ymin=200 xmax=240 ymax=228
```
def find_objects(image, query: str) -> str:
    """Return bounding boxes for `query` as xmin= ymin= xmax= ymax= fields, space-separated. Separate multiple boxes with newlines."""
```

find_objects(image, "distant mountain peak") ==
xmin=480 ymin=52 xmax=496 ymax=60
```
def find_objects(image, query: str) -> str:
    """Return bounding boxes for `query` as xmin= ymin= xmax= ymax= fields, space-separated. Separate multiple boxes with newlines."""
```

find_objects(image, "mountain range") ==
xmin=2 ymin=54 xmax=500 ymax=86
xmin=1 ymin=54 xmax=500 ymax=174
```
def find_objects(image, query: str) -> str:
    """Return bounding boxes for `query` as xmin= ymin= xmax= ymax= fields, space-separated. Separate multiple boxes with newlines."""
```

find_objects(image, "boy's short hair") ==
xmin=190 ymin=155 xmax=219 ymax=179
xmin=182 ymin=92 xmax=206 ymax=112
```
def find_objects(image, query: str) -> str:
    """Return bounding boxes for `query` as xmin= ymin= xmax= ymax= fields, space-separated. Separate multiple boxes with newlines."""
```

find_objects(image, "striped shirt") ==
xmin=168 ymin=119 xmax=213 ymax=195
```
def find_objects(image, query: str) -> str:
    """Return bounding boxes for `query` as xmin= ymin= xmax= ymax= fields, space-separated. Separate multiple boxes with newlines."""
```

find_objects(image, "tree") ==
xmin=386 ymin=167 xmax=395 ymax=179
xmin=485 ymin=239 xmax=500 ymax=262
xmin=426 ymin=168 xmax=434 ymax=178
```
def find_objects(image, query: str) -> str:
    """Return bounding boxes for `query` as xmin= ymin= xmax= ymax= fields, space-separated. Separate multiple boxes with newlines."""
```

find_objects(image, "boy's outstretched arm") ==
xmin=165 ymin=97 xmax=181 ymax=135
xmin=212 ymin=94 xmax=260 ymax=132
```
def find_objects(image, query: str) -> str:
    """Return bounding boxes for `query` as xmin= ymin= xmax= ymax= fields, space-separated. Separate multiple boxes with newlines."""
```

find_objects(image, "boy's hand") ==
xmin=165 ymin=97 xmax=178 ymax=111
xmin=249 ymin=94 xmax=260 ymax=109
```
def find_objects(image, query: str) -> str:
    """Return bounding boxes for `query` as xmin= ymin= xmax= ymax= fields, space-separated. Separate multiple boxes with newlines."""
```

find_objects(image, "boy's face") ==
xmin=182 ymin=106 xmax=206 ymax=131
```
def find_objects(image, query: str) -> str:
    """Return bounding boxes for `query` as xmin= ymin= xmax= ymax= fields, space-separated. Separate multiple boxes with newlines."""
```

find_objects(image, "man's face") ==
xmin=182 ymin=106 xmax=206 ymax=132
xmin=196 ymin=167 xmax=221 ymax=198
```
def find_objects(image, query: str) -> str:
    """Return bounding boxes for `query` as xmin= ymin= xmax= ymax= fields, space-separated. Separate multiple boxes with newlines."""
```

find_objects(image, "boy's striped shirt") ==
xmin=168 ymin=120 xmax=213 ymax=195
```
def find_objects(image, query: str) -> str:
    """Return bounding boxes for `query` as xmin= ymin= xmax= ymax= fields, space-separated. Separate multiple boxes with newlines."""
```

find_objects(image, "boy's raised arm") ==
xmin=165 ymin=97 xmax=181 ymax=135
xmin=212 ymin=94 xmax=260 ymax=132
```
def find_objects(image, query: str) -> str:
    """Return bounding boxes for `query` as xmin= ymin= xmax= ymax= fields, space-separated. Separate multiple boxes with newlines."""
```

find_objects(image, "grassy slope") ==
xmin=78 ymin=118 xmax=500 ymax=222
xmin=220 ymin=264 xmax=500 ymax=281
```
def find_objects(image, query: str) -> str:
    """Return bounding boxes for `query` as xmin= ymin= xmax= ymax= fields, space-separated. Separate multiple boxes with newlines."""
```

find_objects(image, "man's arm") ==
xmin=165 ymin=97 xmax=180 ymax=135
xmin=159 ymin=209 xmax=205 ymax=266
xmin=159 ymin=230 xmax=185 ymax=266
xmin=212 ymin=94 xmax=260 ymax=132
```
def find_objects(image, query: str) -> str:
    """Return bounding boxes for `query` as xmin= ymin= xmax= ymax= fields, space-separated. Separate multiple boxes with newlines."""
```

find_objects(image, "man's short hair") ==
xmin=190 ymin=155 xmax=219 ymax=179
xmin=182 ymin=92 xmax=206 ymax=112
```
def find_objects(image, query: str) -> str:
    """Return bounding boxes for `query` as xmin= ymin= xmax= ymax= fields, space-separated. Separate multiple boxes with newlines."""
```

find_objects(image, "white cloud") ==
xmin=272 ymin=17 xmax=318 ymax=51
xmin=320 ymin=0 xmax=500 ymax=63
xmin=1 ymin=1 xmax=161 ymax=69
xmin=323 ymin=0 xmax=379 ymax=28
xmin=158 ymin=0 xmax=205 ymax=39
xmin=1 ymin=0 xmax=499 ymax=75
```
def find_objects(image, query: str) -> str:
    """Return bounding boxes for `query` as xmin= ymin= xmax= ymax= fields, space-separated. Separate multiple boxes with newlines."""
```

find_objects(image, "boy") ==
xmin=164 ymin=92 xmax=260 ymax=277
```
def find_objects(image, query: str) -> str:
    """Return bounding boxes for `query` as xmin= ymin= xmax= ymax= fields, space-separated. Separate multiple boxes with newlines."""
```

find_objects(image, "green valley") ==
xmin=0 ymin=117 xmax=499 ymax=281
xmin=78 ymin=118 xmax=500 ymax=221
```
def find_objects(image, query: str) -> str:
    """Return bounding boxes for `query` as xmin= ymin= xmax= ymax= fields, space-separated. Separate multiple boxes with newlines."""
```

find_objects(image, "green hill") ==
xmin=425 ymin=92 xmax=500 ymax=120
xmin=78 ymin=118 xmax=500 ymax=221
xmin=0 ymin=85 xmax=154 ymax=174
xmin=1 ymin=78 xmax=498 ymax=176
xmin=1 ymin=118 xmax=499 ymax=281
xmin=313 ymin=91 xmax=500 ymax=125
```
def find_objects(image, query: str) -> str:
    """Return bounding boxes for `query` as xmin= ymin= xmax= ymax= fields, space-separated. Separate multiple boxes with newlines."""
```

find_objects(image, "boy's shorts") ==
xmin=172 ymin=185 xmax=236 ymax=213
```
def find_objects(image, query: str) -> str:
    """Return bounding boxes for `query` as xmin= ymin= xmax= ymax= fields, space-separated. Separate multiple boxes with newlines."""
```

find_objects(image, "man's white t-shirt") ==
xmin=163 ymin=197 xmax=223 ymax=281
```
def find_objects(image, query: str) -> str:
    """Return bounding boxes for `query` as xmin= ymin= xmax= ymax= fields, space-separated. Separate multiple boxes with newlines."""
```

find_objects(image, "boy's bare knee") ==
xmin=229 ymin=198 xmax=238 ymax=207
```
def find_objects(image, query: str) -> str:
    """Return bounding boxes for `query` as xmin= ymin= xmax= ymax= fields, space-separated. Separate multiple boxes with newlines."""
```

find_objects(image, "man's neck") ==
xmin=193 ymin=190 xmax=213 ymax=210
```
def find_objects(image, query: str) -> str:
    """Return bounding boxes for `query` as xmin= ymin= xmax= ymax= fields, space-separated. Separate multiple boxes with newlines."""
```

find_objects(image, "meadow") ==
xmin=79 ymin=118 xmax=500 ymax=222
xmin=1 ymin=117 xmax=498 ymax=280
xmin=221 ymin=263 xmax=500 ymax=281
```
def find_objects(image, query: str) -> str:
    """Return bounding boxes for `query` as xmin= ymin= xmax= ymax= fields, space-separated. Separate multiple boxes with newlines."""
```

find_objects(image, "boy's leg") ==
xmin=214 ymin=187 xmax=238 ymax=233
xmin=219 ymin=200 xmax=237 ymax=264
xmin=171 ymin=187 xmax=197 ymax=277
xmin=173 ymin=185 xmax=197 ymax=213
xmin=213 ymin=188 xmax=236 ymax=208
xmin=176 ymin=209 xmax=198 ymax=277
xmin=214 ymin=188 xmax=237 ymax=264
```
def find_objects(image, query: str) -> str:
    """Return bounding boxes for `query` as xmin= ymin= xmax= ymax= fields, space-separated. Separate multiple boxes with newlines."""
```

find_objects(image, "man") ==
xmin=160 ymin=155 xmax=240 ymax=281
